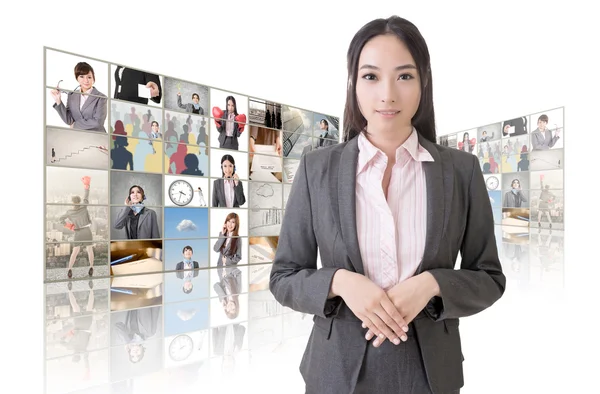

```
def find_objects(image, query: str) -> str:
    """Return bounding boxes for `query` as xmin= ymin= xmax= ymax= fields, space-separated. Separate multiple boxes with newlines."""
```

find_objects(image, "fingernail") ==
xmin=401 ymin=335 xmax=408 ymax=342
xmin=365 ymin=332 xmax=373 ymax=340
xmin=379 ymin=333 xmax=385 ymax=339
xmin=393 ymin=338 xmax=400 ymax=345
xmin=374 ymin=339 xmax=380 ymax=347
xmin=402 ymin=326 xmax=409 ymax=332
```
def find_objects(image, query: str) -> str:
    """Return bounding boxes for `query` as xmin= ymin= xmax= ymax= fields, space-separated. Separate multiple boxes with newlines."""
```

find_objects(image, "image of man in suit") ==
xmin=113 ymin=66 xmax=162 ymax=105
xmin=50 ymin=62 xmax=108 ymax=132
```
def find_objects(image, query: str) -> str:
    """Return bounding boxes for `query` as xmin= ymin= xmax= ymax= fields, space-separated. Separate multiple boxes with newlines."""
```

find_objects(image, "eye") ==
xmin=398 ymin=73 xmax=414 ymax=81
xmin=361 ymin=73 xmax=377 ymax=81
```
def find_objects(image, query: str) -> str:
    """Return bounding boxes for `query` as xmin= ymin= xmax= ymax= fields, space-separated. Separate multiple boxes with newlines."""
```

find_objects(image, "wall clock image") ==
xmin=486 ymin=176 xmax=499 ymax=191
xmin=169 ymin=334 xmax=194 ymax=362
xmin=169 ymin=179 xmax=194 ymax=206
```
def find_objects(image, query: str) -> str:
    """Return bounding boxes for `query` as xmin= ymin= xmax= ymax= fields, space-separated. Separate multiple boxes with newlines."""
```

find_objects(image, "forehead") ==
xmin=359 ymin=34 xmax=415 ymax=67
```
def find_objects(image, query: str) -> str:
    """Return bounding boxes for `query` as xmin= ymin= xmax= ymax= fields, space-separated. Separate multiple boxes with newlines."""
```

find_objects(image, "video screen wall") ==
xmin=43 ymin=47 xmax=340 ymax=284
xmin=437 ymin=107 xmax=564 ymax=229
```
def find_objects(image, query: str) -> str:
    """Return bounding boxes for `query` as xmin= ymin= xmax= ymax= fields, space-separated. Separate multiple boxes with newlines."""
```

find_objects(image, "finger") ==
xmin=358 ymin=315 xmax=380 ymax=342
xmin=368 ymin=312 xmax=401 ymax=346
xmin=379 ymin=297 xmax=409 ymax=338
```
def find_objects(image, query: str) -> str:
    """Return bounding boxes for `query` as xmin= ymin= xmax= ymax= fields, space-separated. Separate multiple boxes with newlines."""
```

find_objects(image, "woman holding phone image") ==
xmin=213 ymin=213 xmax=242 ymax=267
xmin=212 ymin=154 xmax=246 ymax=208
xmin=113 ymin=185 xmax=160 ymax=240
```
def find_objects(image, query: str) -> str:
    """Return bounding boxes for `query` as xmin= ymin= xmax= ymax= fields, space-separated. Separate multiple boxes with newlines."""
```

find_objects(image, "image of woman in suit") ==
xmin=504 ymin=179 xmax=528 ymax=208
xmin=213 ymin=213 xmax=242 ymax=267
xmin=113 ymin=185 xmax=160 ymax=240
xmin=269 ymin=16 xmax=505 ymax=394
xmin=212 ymin=154 xmax=246 ymax=208
xmin=59 ymin=176 xmax=95 ymax=279
xmin=212 ymin=96 xmax=246 ymax=150
xmin=50 ymin=62 xmax=107 ymax=132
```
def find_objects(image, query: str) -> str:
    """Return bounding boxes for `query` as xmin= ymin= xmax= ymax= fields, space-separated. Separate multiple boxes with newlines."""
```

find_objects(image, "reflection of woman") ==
xmin=269 ymin=16 xmax=505 ymax=394
xmin=50 ymin=62 xmax=107 ymax=132
xmin=213 ymin=213 xmax=242 ymax=266
xmin=59 ymin=176 xmax=94 ymax=279
xmin=114 ymin=307 xmax=160 ymax=363
xmin=113 ymin=185 xmax=160 ymax=239
xmin=213 ymin=155 xmax=246 ymax=207
xmin=213 ymin=96 xmax=246 ymax=150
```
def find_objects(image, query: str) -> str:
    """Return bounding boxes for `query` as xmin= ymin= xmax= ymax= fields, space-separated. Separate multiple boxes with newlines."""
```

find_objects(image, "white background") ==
xmin=3 ymin=0 xmax=599 ymax=393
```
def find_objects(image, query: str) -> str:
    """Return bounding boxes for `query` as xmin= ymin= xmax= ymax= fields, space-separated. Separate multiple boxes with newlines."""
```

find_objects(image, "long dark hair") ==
xmin=342 ymin=16 xmax=436 ymax=144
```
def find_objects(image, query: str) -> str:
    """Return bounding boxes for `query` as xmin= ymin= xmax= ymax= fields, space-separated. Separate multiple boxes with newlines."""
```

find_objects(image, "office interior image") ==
xmin=43 ymin=47 xmax=565 ymax=394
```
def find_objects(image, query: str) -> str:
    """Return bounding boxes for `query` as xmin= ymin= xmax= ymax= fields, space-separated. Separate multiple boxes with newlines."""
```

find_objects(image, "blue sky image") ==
xmin=164 ymin=207 xmax=209 ymax=239
xmin=164 ymin=299 xmax=210 ymax=337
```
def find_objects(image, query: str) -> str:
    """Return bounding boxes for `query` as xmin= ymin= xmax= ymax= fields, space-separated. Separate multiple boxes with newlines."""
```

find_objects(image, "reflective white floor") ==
xmin=44 ymin=225 xmax=565 ymax=394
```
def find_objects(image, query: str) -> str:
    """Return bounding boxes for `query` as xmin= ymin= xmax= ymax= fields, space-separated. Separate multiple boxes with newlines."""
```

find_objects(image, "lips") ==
xmin=377 ymin=110 xmax=400 ymax=115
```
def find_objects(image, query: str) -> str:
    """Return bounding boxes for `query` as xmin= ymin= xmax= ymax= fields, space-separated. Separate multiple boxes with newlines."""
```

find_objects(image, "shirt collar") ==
xmin=357 ymin=127 xmax=434 ymax=174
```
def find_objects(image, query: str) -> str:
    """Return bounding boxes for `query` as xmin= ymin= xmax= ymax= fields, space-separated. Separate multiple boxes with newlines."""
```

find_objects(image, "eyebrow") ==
xmin=359 ymin=64 xmax=417 ymax=71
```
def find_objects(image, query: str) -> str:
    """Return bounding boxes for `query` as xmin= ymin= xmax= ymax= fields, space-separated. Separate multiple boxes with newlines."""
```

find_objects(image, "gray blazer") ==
xmin=53 ymin=87 xmax=107 ymax=132
xmin=113 ymin=206 xmax=160 ymax=240
xmin=212 ymin=178 xmax=246 ymax=207
xmin=213 ymin=233 xmax=242 ymax=266
xmin=269 ymin=133 xmax=506 ymax=393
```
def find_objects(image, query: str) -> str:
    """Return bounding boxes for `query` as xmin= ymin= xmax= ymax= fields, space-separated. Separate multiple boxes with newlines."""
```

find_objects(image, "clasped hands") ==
xmin=334 ymin=270 xmax=439 ymax=348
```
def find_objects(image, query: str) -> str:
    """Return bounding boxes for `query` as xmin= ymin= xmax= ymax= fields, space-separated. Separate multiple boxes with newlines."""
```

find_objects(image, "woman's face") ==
xmin=463 ymin=133 xmax=469 ymax=141
xmin=320 ymin=120 xmax=327 ymax=130
xmin=192 ymin=94 xmax=199 ymax=104
xmin=226 ymin=218 xmax=237 ymax=232
xmin=129 ymin=187 xmax=143 ymax=203
xmin=77 ymin=71 xmax=94 ymax=91
xmin=512 ymin=180 xmax=520 ymax=189
xmin=183 ymin=249 xmax=192 ymax=259
xmin=222 ymin=160 xmax=234 ymax=177
xmin=227 ymin=99 xmax=235 ymax=113
xmin=355 ymin=34 xmax=421 ymax=136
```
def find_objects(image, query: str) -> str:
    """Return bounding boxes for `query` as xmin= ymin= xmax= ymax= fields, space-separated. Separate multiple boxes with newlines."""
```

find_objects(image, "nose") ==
xmin=380 ymin=79 xmax=397 ymax=103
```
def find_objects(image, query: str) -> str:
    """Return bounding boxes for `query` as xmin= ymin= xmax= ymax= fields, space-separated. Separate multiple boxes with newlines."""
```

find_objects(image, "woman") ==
xmin=213 ymin=213 xmax=242 ymax=267
xmin=212 ymin=154 xmax=246 ymax=207
xmin=269 ymin=16 xmax=505 ymax=394
xmin=50 ymin=62 xmax=107 ymax=132
xmin=59 ymin=176 xmax=95 ymax=279
xmin=113 ymin=185 xmax=160 ymax=240
xmin=212 ymin=96 xmax=246 ymax=150
xmin=504 ymin=179 xmax=528 ymax=208
xmin=177 ymin=92 xmax=204 ymax=114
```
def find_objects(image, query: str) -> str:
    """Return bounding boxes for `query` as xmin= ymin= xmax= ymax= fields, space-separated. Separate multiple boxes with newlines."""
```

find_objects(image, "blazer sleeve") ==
xmin=144 ymin=73 xmax=162 ymax=104
xmin=53 ymin=96 xmax=74 ymax=126
xmin=234 ymin=181 xmax=246 ymax=206
xmin=213 ymin=234 xmax=226 ymax=252
xmin=424 ymin=155 xmax=506 ymax=321
xmin=212 ymin=180 xmax=220 ymax=207
xmin=150 ymin=210 xmax=160 ymax=238
xmin=76 ymin=96 xmax=107 ymax=131
xmin=114 ymin=207 xmax=130 ymax=229
xmin=269 ymin=154 xmax=343 ymax=318
xmin=226 ymin=237 xmax=242 ymax=265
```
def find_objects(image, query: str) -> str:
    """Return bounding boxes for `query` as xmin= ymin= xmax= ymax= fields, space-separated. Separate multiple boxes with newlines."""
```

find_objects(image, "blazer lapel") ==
xmin=416 ymin=135 xmax=454 ymax=272
xmin=80 ymin=87 xmax=97 ymax=113
xmin=137 ymin=208 xmax=149 ymax=230
xmin=329 ymin=137 xmax=365 ymax=275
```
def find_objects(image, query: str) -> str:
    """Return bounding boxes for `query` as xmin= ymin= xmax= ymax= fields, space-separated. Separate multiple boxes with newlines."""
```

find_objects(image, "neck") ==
xmin=365 ymin=124 xmax=413 ymax=160
xmin=81 ymin=86 xmax=91 ymax=93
